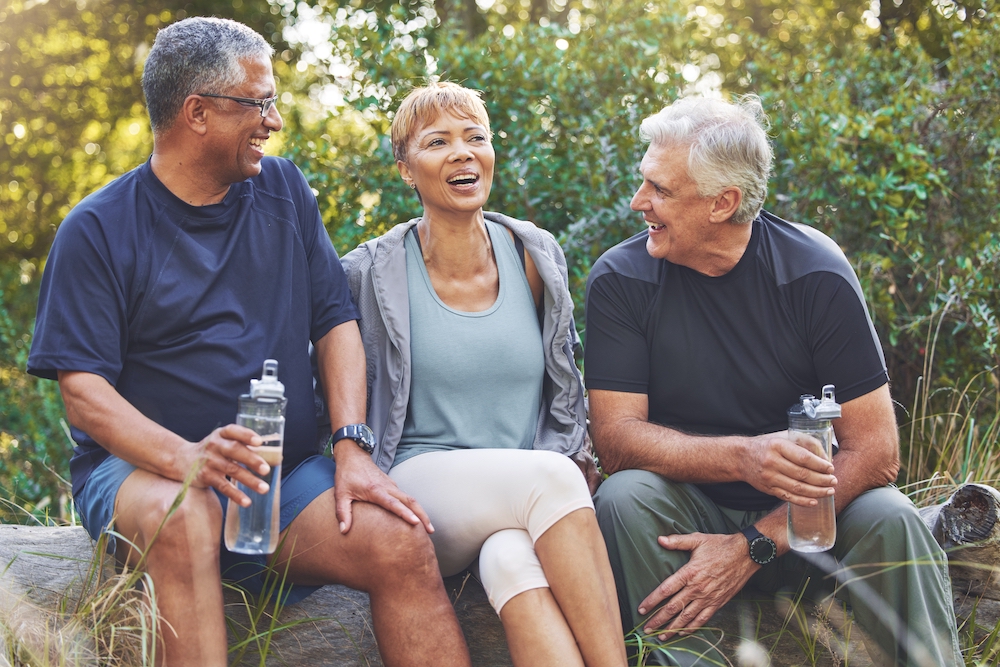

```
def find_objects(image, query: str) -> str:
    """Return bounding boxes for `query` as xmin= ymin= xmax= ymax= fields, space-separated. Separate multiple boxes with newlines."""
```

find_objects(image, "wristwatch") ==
xmin=740 ymin=524 xmax=777 ymax=566
xmin=331 ymin=423 xmax=377 ymax=455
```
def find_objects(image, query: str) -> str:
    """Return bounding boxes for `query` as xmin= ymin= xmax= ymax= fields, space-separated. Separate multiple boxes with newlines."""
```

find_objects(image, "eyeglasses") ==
xmin=197 ymin=93 xmax=279 ymax=118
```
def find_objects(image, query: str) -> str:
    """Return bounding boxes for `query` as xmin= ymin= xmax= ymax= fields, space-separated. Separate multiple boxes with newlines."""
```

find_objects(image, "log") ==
xmin=920 ymin=483 xmax=1000 ymax=598
xmin=4 ymin=483 xmax=1000 ymax=666
xmin=0 ymin=525 xmax=510 ymax=666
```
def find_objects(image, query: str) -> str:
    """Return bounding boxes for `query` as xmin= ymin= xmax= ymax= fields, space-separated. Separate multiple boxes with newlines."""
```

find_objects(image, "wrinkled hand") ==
xmin=638 ymin=532 xmax=758 ymax=639
xmin=745 ymin=431 xmax=837 ymax=506
xmin=179 ymin=424 xmax=270 ymax=507
xmin=333 ymin=442 xmax=433 ymax=535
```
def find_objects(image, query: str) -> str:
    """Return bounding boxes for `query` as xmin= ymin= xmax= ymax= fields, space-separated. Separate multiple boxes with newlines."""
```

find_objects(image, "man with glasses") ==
xmin=196 ymin=92 xmax=279 ymax=117
xmin=28 ymin=17 xmax=471 ymax=667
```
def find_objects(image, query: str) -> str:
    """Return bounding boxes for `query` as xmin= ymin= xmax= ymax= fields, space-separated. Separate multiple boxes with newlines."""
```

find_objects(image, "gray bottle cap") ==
xmin=249 ymin=359 xmax=284 ymax=399
xmin=788 ymin=384 xmax=842 ymax=421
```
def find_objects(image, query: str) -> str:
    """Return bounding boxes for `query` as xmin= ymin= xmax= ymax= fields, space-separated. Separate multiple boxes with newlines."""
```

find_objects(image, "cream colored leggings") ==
xmin=389 ymin=448 xmax=594 ymax=613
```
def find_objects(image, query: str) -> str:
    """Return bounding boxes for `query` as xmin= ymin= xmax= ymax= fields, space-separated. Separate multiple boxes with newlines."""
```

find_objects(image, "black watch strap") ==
xmin=331 ymin=423 xmax=377 ymax=454
xmin=740 ymin=524 xmax=777 ymax=566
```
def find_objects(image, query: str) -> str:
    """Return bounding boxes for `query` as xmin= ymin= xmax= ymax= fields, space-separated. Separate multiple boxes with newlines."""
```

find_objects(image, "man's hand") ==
xmin=332 ymin=441 xmax=433 ymax=535
xmin=174 ymin=424 xmax=272 ymax=507
xmin=637 ymin=532 xmax=758 ymax=639
xmin=744 ymin=431 xmax=837 ymax=506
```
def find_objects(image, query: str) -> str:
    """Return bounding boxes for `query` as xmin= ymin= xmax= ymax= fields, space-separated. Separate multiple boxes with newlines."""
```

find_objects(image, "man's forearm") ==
xmin=58 ymin=370 xmax=189 ymax=479
xmin=314 ymin=320 xmax=367 ymax=459
xmin=589 ymin=388 xmax=839 ymax=508
xmin=829 ymin=384 xmax=900 ymax=512
xmin=592 ymin=412 xmax=749 ymax=482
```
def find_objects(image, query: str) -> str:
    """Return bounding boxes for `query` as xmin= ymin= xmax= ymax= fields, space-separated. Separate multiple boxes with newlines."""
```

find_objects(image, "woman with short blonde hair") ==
xmin=344 ymin=81 xmax=626 ymax=667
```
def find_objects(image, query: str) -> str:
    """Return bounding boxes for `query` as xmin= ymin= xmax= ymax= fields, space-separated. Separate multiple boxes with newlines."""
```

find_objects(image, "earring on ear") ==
xmin=409 ymin=183 xmax=416 ymax=190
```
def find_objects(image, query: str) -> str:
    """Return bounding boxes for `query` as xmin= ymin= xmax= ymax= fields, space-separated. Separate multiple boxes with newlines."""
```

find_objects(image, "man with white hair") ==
xmin=585 ymin=95 xmax=961 ymax=666
xmin=28 ymin=17 xmax=470 ymax=667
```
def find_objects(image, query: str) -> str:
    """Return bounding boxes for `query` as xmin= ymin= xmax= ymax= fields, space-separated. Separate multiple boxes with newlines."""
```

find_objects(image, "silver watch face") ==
xmin=332 ymin=424 xmax=376 ymax=453
xmin=356 ymin=424 xmax=376 ymax=450
xmin=749 ymin=537 xmax=776 ymax=565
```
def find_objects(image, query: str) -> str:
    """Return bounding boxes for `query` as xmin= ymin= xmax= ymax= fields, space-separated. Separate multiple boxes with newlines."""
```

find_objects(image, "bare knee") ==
xmin=350 ymin=505 xmax=439 ymax=589
xmin=131 ymin=485 xmax=222 ymax=564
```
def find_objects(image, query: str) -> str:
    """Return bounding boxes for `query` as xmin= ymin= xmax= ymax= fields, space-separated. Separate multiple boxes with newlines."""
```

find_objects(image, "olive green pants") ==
xmin=594 ymin=470 xmax=963 ymax=667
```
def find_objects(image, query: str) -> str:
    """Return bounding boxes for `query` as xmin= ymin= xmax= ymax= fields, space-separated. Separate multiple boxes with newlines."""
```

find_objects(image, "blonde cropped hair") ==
xmin=391 ymin=82 xmax=492 ymax=164
xmin=640 ymin=95 xmax=773 ymax=225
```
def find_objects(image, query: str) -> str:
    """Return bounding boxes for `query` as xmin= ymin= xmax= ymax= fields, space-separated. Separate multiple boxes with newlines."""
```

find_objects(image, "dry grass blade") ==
xmin=0 ymin=545 xmax=157 ymax=667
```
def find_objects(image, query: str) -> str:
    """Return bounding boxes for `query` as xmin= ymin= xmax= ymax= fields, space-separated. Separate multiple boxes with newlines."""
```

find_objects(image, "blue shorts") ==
xmin=74 ymin=453 xmax=337 ymax=604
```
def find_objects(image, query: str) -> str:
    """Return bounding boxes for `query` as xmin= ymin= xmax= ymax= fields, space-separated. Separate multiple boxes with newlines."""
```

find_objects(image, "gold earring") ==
xmin=409 ymin=183 xmax=416 ymax=190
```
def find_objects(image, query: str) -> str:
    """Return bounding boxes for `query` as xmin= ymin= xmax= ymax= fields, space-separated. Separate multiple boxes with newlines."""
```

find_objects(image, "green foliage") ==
xmin=0 ymin=0 xmax=293 ymax=264
xmin=0 ymin=265 xmax=72 ymax=523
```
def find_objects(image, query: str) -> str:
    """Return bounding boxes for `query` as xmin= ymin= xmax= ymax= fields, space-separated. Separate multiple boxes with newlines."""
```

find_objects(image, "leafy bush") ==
xmin=0 ymin=264 xmax=72 ymax=523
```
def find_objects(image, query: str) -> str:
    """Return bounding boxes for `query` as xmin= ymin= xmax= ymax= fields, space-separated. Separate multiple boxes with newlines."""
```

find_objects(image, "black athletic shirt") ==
xmin=28 ymin=157 xmax=359 ymax=497
xmin=584 ymin=211 xmax=888 ymax=510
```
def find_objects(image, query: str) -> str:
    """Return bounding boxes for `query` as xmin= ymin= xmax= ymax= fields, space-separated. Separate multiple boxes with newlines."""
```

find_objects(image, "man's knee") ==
xmin=352 ymin=504 xmax=439 ymax=582
xmin=126 ymin=483 xmax=223 ymax=560
xmin=595 ymin=470 xmax=656 ymax=520
xmin=838 ymin=486 xmax=945 ymax=560
xmin=594 ymin=469 xmax=690 ymax=535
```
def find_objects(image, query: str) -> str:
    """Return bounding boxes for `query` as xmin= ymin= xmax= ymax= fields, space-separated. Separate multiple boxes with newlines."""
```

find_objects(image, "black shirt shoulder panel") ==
xmin=585 ymin=232 xmax=662 ymax=394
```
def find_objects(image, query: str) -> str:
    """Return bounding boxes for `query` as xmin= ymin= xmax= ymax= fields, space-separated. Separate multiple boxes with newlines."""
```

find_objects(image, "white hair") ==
xmin=639 ymin=95 xmax=773 ymax=225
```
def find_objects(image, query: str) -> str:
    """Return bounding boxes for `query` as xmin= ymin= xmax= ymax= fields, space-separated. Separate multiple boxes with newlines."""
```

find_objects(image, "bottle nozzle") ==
xmin=250 ymin=359 xmax=285 ymax=399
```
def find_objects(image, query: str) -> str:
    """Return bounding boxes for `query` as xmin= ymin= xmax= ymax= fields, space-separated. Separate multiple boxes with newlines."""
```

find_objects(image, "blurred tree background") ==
xmin=1 ymin=0 xmax=997 ymax=522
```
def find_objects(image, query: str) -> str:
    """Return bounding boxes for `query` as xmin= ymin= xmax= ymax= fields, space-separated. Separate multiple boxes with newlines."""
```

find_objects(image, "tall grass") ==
xmin=899 ymin=285 xmax=1000 ymax=507
xmin=0 ymin=467 xmax=325 ymax=667
xmin=0 ymin=531 xmax=156 ymax=667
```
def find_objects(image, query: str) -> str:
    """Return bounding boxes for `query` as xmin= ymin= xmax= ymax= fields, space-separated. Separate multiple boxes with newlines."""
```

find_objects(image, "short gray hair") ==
xmin=640 ymin=95 xmax=773 ymax=225
xmin=142 ymin=17 xmax=274 ymax=134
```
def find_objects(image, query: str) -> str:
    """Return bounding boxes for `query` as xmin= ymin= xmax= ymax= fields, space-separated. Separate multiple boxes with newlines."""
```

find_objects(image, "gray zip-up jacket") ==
xmin=342 ymin=211 xmax=587 ymax=473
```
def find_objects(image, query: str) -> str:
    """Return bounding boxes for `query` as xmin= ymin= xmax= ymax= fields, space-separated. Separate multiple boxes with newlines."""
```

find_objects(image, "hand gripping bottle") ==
xmin=224 ymin=359 xmax=286 ymax=555
xmin=786 ymin=385 xmax=841 ymax=553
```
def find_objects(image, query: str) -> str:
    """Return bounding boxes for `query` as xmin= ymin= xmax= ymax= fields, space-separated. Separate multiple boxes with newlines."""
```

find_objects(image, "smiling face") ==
xmin=205 ymin=55 xmax=283 ymax=186
xmin=397 ymin=111 xmax=495 ymax=220
xmin=630 ymin=142 xmax=720 ymax=267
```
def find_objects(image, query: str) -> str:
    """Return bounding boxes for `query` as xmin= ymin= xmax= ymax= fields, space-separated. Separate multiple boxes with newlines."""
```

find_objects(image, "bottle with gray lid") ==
xmin=787 ymin=385 xmax=841 ymax=552
xmin=224 ymin=359 xmax=286 ymax=554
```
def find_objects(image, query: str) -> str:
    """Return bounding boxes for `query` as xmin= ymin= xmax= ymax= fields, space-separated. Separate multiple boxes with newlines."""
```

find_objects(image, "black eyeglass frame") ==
xmin=196 ymin=93 xmax=278 ymax=117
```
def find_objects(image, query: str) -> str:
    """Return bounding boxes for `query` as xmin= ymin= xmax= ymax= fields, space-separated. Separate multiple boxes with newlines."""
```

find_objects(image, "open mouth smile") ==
xmin=447 ymin=172 xmax=480 ymax=186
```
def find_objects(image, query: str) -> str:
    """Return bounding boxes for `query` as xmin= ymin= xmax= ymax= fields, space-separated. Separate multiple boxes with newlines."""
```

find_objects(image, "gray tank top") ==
xmin=393 ymin=221 xmax=544 ymax=468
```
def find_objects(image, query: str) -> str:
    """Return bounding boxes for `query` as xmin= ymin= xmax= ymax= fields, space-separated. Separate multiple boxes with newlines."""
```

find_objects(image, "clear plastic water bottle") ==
xmin=787 ymin=385 xmax=841 ymax=553
xmin=224 ymin=359 xmax=286 ymax=555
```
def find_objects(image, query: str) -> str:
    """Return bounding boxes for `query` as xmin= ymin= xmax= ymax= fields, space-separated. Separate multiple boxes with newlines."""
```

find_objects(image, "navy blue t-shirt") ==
xmin=28 ymin=157 xmax=359 ymax=497
xmin=584 ymin=211 xmax=889 ymax=510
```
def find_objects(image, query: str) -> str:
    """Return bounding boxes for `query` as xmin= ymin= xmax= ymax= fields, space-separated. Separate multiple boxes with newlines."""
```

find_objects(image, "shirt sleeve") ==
xmin=285 ymin=161 xmax=360 ymax=342
xmin=27 ymin=207 xmax=130 ymax=385
xmin=584 ymin=270 xmax=657 ymax=394
xmin=794 ymin=271 xmax=889 ymax=404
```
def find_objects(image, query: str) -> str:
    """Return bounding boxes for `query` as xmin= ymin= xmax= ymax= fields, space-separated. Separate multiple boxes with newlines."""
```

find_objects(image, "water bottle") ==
xmin=224 ymin=359 xmax=286 ymax=555
xmin=787 ymin=385 xmax=841 ymax=553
